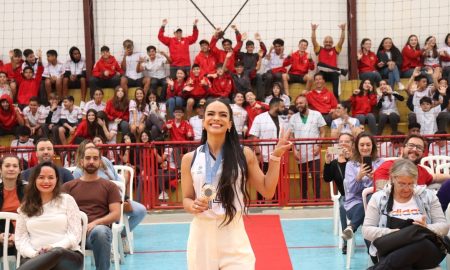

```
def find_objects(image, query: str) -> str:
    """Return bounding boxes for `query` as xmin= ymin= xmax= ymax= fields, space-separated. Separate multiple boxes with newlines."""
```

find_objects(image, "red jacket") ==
xmin=210 ymin=33 xmax=243 ymax=73
xmin=163 ymin=119 xmax=194 ymax=141
xmin=3 ymin=60 xmax=24 ymax=81
xmin=92 ymin=56 xmax=124 ymax=79
xmin=306 ymin=88 xmax=338 ymax=114
xmin=70 ymin=119 xmax=90 ymax=144
xmin=194 ymin=52 xmax=217 ymax=76
xmin=401 ymin=45 xmax=422 ymax=72
xmin=209 ymin=73 xmax=233 ymax=98
xmin=105 ymin=99 xmax=129 ymax=121
xmin=358 ymin=51 xmax=378 ymax=73
xmin=284 ymin=51 xmax=315 ymax=75
xmin=245 ymin=101 xmax=269 ymax=133
xmin=158 ymin=26 xmax=198 ymax=66
xmin=167 ymin=80 xmax=185 ymax=99
xmin=0 ymin=94 xmax=19 ymax=130
xmin=183 ymin=75 xmax=210 ymax=99
xmin=350 ymin=94 xmax=377 ymax=115
xmin=16 ymin=65 xmax=44 ymax=105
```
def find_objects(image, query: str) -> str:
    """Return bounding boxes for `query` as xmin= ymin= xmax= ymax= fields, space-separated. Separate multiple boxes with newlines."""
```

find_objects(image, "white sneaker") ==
xmin=158 ymin=191 xmax=169 ymax=200
xmin=342 ymin=226 xmax=354 ymax=241
xmin=80 ymin=101 xmax=86 ymax=109
xmin=398 ymin=82 xmax=405 ymax=91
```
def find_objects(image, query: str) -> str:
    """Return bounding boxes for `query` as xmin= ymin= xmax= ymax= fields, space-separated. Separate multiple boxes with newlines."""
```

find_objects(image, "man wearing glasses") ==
xmin=374 ymin=134 xmax=449 ymax=185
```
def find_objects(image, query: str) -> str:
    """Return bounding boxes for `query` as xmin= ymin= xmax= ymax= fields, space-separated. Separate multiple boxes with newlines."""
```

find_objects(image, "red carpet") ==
xmin=244 ymin=215 xmax=293 ymax=270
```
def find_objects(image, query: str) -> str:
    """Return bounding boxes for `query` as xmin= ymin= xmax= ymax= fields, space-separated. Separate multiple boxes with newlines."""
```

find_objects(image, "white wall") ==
xmin=3 ymin=0 xmax=448 ymax=69
xmin=0 ymin=0 xmax=85 ymax=63
xmin=357 ymin=0 xmax=450 ymax=52
xmin=93 ymin=0 xmax=348 ymax=67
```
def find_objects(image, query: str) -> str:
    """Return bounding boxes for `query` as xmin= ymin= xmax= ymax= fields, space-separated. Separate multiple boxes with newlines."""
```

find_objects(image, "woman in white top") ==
xmin=181 ymin=98 xmax=292 ymax=270
xmin=422 ymin=36 xmax=442 ymax=77
xmin=376 ymin=79 xmax=404 ymax=135
xmin=15 ymin=162 xmax=83 ymax=270
xmin=264 ymin=82 xmax=290 ymax=108
xmin=230 ymin=92 xmax=248 ymax=138
xmin=129 ymin=87 xmax=150 ymax=140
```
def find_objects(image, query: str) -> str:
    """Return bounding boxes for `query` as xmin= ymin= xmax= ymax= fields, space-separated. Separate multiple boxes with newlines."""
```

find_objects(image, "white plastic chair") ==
xmin=436 ymin=163 xmax=450 ymax=175
xmin=420 ymin=155 xmax=450 ymax=174
xmin=383 ymin=157 xmax=399 ymax=162
xmin=113 ymin=165 xmax=135 ymax=254
xmin=0 ymin=212 xmax=18 ymax=270
xmin=329 ymin=182 xmax=341 ymax=236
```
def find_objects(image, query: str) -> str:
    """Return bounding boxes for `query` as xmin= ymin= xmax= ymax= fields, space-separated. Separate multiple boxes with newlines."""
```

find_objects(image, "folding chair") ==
xmin=114 ymin=165 xmax=135 ymax=254
xmin=0 ymin=212 xmax=18 ymax=270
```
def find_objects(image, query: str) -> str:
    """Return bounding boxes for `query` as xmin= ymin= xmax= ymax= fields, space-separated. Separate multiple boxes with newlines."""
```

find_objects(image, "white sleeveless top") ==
xmin=190 ymin=145 xmax=245 ymax=219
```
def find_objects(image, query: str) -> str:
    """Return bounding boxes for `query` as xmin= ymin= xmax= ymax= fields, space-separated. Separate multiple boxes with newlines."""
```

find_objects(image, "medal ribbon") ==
xmin=204 ymin=143 xmax=223 ymax=185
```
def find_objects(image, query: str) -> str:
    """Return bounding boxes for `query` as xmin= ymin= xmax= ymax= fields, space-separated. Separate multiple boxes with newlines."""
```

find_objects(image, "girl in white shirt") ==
xmin=15 ymin=162 xmax=83 ymax=270
xmin=264 ymin=82 xmax=291 ymax=108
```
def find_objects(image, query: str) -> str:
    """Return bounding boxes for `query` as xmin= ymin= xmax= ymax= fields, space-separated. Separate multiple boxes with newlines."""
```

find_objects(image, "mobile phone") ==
xmin=362 ymin=156 xmax=372 ymax=172
xmin=327 ymin=146 xmax=343 ymax=155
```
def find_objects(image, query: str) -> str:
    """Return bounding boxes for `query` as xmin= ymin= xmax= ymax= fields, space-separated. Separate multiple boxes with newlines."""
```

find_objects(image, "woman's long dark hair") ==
xmin=20 ymin=162 xmax=61 ymax=217
xmin=405 ymin=34 xmax=420 ymax=50
xmin=134 ymin=87 xmax=147 ymax=112
xmin=377 ymin=37 xmax=402 ymax=62
xmin=424 ymin=36 xmax=438 ymax=58
xmin=358 ymin=79 xmax=375 ymax=96
xmin=200 ymin=98 xmax=250 ymax=225
xmin=112 ymin=86 xmax=129 ymax=111
xmin=86 ymin=108 xmax=106 ymax=142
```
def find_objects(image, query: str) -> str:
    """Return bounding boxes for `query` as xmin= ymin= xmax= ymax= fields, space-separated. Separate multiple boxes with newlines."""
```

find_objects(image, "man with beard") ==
xmin=289 ymin=95 xmax=326 ymax=200
xmin=62 ymin=146 xmax=121 ymax=270
xmin=63 ymin=46 xmax=87 ymax=107
xmin=374 ymin=134 xmax=449 ymax=185
xmin=249 ymin=98 xmax=288 ymax=200
xmin=20 ymin=138 xmax=74 ymax=183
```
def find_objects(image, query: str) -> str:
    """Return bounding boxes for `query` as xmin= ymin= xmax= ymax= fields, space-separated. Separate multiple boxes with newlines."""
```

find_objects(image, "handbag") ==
xmin=373 ymin=224 xmax=450 ymax=257
xmin=385 ymin=215 xmax=414 ymax=229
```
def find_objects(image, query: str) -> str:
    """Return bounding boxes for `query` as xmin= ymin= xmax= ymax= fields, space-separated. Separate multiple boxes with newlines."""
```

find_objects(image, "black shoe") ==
xmin=342 ymin=244 xmax=347 ymax=254
xmin=340 ymin=69 xmax=348 ymax=77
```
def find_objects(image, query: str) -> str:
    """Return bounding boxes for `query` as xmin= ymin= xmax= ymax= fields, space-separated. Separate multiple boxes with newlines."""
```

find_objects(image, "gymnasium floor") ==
xmin=84 ymin=208 xmax=447 ymax=270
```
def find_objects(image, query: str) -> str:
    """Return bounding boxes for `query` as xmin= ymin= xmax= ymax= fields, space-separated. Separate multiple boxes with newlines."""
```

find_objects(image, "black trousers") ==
xmin=18 ymin=247 xmax=83 ymax=270
xmin=371 ymin=238 xmax=445 ymax=270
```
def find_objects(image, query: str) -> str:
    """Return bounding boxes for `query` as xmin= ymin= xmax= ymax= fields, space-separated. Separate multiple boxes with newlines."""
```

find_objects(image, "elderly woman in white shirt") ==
xmin=15 ymin=161 xmax=83 ymax=270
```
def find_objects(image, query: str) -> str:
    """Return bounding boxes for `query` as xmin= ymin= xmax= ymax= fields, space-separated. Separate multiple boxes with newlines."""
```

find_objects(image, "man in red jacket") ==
xmin=283 ymin=39 xmax=315 ymax=94
xmin=158 ymin=18 xmax=199 ymax=79
xmin=162 ymin=106 xmax=194 ymax=141
xmin=182 ymin=64 xmax=210 ymax=115
xmin=89 ymin=46 xmax=124 ymax=98
xmin=16 ymin=50 xmax=44 ymax=108
xmin=209 ymin=25 xmax=243 ymax=73
xmin=306 ymin=72 xmax=338 ymax=126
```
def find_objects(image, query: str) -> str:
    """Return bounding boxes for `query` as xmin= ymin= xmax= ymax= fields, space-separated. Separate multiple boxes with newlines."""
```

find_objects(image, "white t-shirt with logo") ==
xmin=390 ymin=197 xmax=422 ymax=221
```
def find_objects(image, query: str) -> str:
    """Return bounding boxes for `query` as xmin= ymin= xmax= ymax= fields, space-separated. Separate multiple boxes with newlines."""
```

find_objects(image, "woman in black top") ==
xmin=323 ymin=132 xmax=353 ymax=254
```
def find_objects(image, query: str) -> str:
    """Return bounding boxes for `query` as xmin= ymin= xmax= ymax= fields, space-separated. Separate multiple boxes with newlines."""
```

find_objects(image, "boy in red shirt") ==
xmin=208 ymin=54 xmax=234 ymax=101
xmin=163 ymin=106 xmax=194 ymax=141
xmin=183 ymin=64 xmax=210 ymax=115
xmin=90 ymin=46 xmax=124 ymax=97
xmin=16 ymin=50 xmax=44 ymax=109
xmin=283 ymin=39 xmax=315 ymax=94
xmin=305 ymin=72 xmax=338 ymax=126
xmin=210 ymin=25 xmax=243 ymax=73
xmin=3 ymin=49 xmax=24 ymax=98
xmin=194 ymin=40 xmax=217 ymax=77
xmin=158 ymin=18 xmax=199 ymax=78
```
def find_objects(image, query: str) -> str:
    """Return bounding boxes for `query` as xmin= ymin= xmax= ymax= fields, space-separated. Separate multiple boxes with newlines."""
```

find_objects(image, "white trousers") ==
xmin=187 ymin=214 xmax=256 ymax=270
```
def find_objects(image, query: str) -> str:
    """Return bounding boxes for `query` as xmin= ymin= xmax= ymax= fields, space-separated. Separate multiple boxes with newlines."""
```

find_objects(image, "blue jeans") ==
xmin=166 ymin=97 xmax=185 ymax=118
xmin=359 ymin=71 xmax=382 ymax=85
xmin=86 ymin=225 xmax=112 ymax=270
xmin=401 ymin=68 xmax=432 ymax=83
xmin=380 ymin=66 xmax=400 ymax=89
xmin=355 ymin=113 xmax=377 ymax=135
xmin=339 ymin=196 xmax=348 ymax=232
xmin=126 ymin=200 xmax=147 ymax=231
xmin=346 ymin=203 xmax=365 ymax=232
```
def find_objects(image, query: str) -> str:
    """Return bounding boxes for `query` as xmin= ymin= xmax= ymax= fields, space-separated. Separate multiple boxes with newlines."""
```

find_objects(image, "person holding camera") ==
xmin=343 ymin=132 xmax=383 ymax=241
xmin=145 ymin=92 xmax=166 ymax=141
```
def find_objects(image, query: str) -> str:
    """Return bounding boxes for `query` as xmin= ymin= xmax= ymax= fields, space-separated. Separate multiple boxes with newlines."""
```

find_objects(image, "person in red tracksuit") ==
xmin=105 ymin=86 xmax=130 ymax=135
xmin=283 ymin=39 xmax=315 ymax=94
xmin=3 ymin=49 xmax=24 ymax=98
xmin=16 ymin=50 xmax=44 ymax=109
xmin=162 ymin=106 xmax=194 ymax=141
xmin=401 ymin=35 xmax=423 ymax=78
xmin=208 ymin=63 xmax=233 ymax=102
xmin=194 ymin=40 xmax=217 ymax=77
xmin=209 ymin=25 xmax=243 ymax=73
xmin=89 ymin=46 xmax=124 ymax=98
xmin=306 ymin=72 xmax=338 ymax=126
xmin=158 ymin=18 xmax=199 ymax=79
xmin=357 ymin=38 xmax=382 ymax=85
xmin=182 ymin=64 xmax=210 ymax=115
xmin=350 ymin=79 xmax=378 ymax=135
